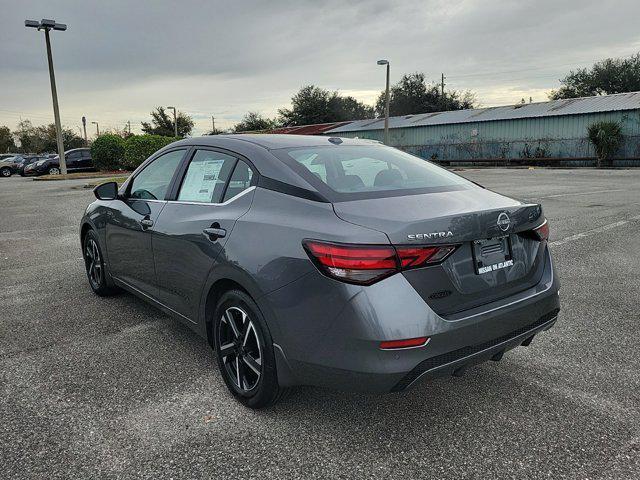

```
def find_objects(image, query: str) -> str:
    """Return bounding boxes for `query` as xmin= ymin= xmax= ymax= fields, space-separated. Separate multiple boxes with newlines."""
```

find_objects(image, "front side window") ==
xmin=274 ymin=145 xmax=472 ymax=200
xmin=129 ymin=149 xmax=185 ymax=200
xmin=177 ymin=150 xmax=236 ymax=203
xmin=222 ymin=160 xmax=255 ymax=202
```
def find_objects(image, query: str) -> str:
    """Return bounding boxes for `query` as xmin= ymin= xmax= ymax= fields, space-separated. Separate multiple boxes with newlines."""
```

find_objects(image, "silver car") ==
xmin=80 ymin=135 xmax=560 ymax=408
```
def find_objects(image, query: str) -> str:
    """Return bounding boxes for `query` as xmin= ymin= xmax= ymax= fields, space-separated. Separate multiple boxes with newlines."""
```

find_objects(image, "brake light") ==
xmin=396 ymin=245 xmax=457 ymax=269
xmin=303 ymin=240 xmax=457 ymax=285
xmin=380 ymin=337 xmax=429 ymax=350
xmin=533 ymin=220 xmax=549 ymax=241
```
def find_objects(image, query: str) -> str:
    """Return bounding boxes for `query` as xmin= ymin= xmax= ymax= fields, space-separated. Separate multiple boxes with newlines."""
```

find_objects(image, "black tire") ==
xmin=83 ymin=230 xmax=119 ymax=296
xmin=213 ymin=289 xmax=289 ymax=408
xmin=0 ymin=167 xmax=12 ymax=177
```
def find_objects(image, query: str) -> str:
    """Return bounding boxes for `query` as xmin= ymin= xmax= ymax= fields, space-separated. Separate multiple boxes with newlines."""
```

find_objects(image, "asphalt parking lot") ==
xmin=1 ymin=169 xmax=639 ymax=479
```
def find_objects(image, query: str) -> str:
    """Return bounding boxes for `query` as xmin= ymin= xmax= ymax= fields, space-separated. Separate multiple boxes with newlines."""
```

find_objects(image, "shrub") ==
xmin=123 ymin=135 xmax=177 ymax=169
xmin=587 ymin=121 xmax=623 ymax=168
xmin=90 ymin=134 xmax=126 ymax=171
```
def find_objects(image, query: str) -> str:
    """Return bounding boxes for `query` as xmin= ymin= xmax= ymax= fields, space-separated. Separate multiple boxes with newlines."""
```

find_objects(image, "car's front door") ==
xmin=152 ymin=148 xmax=257 ymax=322
xmin=106 ymin=148 xmax=187 ymax=298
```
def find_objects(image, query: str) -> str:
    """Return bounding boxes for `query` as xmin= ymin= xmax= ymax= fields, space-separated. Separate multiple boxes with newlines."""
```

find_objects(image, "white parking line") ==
xmin=536 ymin=189 xmax=626 ymax=199
xmin=550 ymin=214 xmax=640 ymax=247
xmin=536 ymin=188 xmax=626 ymax=198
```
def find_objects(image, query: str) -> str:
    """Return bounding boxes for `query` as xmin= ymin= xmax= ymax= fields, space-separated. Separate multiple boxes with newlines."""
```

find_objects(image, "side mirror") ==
xmin=94 ymin=181 xmax=119 ymax=200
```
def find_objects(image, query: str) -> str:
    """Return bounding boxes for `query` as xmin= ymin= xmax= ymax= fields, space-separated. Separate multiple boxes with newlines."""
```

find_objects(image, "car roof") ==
xmin=139 ymin=134 xmax=384 ymax=201
xmin=175 ymin=134 xmax=380 ymax=150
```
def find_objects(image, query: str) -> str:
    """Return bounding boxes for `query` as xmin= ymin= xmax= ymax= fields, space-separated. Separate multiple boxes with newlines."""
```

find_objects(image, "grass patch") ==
xmin=33 ymin=171 xmax=129 ymax=181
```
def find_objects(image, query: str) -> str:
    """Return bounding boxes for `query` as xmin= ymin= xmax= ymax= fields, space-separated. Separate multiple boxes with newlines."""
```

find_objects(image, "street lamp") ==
xmin=377 ymin=59 xmax=390 ymax=145
xmin=91 ymin=121 xmax=99 ymax=136
xmin=167 ymin=106 xmax=178 ymax=137
xmin=25 ymin=18 xmax=68 ymax=174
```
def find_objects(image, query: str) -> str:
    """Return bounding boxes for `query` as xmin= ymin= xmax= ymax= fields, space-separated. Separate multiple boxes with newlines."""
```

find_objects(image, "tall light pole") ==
xmin=91 ymin=121 xmax=99 ymax=136
xmin=81 ymin=116 xmax=88 ymax=145
xmin=167 ymin=106 xmax=178 ymax=137
xmin=377 ymin=59 xmax=390 ymax=145
xmin=25 ymin=18 xmax=68 ymax=174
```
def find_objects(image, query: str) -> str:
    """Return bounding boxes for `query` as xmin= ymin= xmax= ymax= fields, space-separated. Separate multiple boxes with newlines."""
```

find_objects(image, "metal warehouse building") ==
xmin=325 ymin=92 xmax=640 ymax=166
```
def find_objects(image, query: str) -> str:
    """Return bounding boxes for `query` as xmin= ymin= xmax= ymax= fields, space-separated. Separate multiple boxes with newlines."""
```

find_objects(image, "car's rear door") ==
xmin=80 ymin=150 xmax=93 ymax=169
xmin=105 ymin=148 xmax=188 ymax=298
xmin=152 ymin=148 xmax=257 ymax=322
xmin=65 ymin=151 xmax=81 ymax=170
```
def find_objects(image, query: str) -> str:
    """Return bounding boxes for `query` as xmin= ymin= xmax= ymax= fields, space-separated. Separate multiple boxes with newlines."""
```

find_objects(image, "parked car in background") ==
xmin=15 ymin=155 xmax=45 ymax=176
xmin=24 ymin=148 xmax=94 ymax=176
xmin=0 ymin=156 xmax=18 ymax=177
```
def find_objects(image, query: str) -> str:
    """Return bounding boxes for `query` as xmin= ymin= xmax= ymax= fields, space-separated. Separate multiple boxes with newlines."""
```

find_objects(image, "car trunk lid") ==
xmin=333 ymin=187 xmax=547 ymax=316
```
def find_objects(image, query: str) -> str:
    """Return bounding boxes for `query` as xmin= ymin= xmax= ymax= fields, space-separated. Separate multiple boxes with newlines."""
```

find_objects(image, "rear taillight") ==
xmin=396 ymin=245 xmax=457 ymax=269
xmin=533 ymin=220 xmax=549 ymax=241
xmin=303 ymin=240 xmax=457 ymax=285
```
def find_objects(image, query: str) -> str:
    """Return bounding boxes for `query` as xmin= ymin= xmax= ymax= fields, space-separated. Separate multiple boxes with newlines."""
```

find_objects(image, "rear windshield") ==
xmin=274 ymin=144 xmax=472 ymax=201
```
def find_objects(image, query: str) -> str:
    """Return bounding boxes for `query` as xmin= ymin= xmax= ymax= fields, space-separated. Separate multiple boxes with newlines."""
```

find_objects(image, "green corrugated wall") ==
xmin=331 ymin=111 xmax=640 ymax=164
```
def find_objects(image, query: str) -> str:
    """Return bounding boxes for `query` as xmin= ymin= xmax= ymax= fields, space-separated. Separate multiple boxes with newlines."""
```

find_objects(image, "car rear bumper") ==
xmin=262 ymin=243 xmax=560 ymax=393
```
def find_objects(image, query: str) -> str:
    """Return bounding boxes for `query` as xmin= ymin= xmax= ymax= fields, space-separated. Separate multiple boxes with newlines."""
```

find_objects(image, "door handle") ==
xmin=203 ymin=225 xmax=226 ymax=241
xmin=140 ymin=218 xmax=154 ymax=229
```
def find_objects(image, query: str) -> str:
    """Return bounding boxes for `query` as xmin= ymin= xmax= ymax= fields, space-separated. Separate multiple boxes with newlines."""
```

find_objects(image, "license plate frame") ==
xmin=472 ymin=236 xmax=513 ymax=275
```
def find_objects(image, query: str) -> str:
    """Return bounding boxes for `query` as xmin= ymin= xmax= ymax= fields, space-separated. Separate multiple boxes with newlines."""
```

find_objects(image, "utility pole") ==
xmin=441 ymin=73 xmax=446 ymax=98
xmin=91 ymin=121 xmax=99 ymax=136
xmin=211 ymin=115 xmax=215 ymax=133
xmin=82 ymin=116 xmax=87 ymax=145
xmin=167 ymin=106 xmax=178 ymax=137
xmin=126 ymin=120 xmax=131 ymax=135
xmin=377 ymin=59 xmax=390 ymax=145
xmin=25 ymin=19 xmax=68 ymax=174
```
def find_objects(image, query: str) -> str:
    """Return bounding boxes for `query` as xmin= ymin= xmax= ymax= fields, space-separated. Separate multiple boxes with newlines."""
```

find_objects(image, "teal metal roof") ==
xmin=327 ymin=91 xmax=640 ymax=133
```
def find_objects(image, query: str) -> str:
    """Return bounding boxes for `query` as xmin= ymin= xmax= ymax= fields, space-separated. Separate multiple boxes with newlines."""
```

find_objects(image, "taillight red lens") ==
xmin=533 ymin=220 xmax=549 ymax=241
xmin=396 ymin=245 xmax=457 ymax=269
xmin=303 ymin=241 xmax=397 ymax=285
xmin=380 ymin=337 xmax=429 ymax=350
xmin=303 ymin=240 xmax=458 ymax=285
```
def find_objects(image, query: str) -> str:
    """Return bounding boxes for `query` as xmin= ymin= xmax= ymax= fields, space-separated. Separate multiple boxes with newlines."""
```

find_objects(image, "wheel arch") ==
xmin=201 ymin=266 xmax=280 ymax=348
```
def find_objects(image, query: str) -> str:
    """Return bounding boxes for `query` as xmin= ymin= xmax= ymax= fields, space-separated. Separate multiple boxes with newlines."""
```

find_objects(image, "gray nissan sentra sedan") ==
xmin=80 ymin=134 xmax=560 ymax=408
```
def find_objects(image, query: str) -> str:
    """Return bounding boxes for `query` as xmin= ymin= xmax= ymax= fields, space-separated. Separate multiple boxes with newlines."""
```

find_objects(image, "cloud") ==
xmin=1 ymin=0 xmax=639 ymax=135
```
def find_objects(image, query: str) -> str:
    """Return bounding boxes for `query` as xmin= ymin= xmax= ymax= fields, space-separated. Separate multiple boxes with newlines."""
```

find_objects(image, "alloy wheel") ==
xmin=218 ymin=306 xmax=263 ymax=392
xmin=49 ymin=167 xmax=60 ymax=175
xmin=1 ymin=168 xmax=10 ymax=177
xmin=85 ymin=238 xmax=102 ymax=288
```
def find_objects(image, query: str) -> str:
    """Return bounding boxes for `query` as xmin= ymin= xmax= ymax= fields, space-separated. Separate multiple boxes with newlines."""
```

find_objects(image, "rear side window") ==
xmin=130 ymin=149 xmax=185 ymax=200
xmin=177 ymin=150 xmax=236 ymax=203
xmin=222 ymin=160 xmax=255 ymax=202
xmin=274 ymin=145 xmax=472 ymax=201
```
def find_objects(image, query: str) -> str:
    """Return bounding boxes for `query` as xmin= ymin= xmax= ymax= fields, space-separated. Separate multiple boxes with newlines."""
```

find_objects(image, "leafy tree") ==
xmin=12 ymin=120 xmax=83 ymax=153
xmin=0 ymin=126 xmax=17 ymax=153
xmin=13 ymin=120 xmax=38 ymax=152
xmin=124 ymin=134 xmax=176 ymax=169
xmin=375 ymin=73 xmax=476 ymax=117
xmin=550 ymin=53 xmax=640 ymax=99
xmin=141 ymin=107 xmax=194 ymax=137
xmin=278 ymin=85 xmax=374 ymax=126
xmin=587 ymin=121 xmax=623 ymax=168
xmin=234 ymin=112 xmax=276 ymax=132
xmin=91 ymin=134 xmax=126 ymax=171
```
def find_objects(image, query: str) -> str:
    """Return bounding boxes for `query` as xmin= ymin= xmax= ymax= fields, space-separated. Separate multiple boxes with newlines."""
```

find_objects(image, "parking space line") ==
xmin=535 ymin=189 xmax=626 ymax=199
xmin=550 ymin=214 xmax=640 ymax=247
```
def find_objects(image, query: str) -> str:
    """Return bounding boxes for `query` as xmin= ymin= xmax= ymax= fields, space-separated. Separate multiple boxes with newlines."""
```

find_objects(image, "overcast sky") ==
xmin=1 ymin=0 xmax=639 ymax=136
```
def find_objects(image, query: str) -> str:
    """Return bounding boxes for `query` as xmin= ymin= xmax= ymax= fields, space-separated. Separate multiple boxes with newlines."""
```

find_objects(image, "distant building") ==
xmin=323 ymin=92 xmax=640 ymax=166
